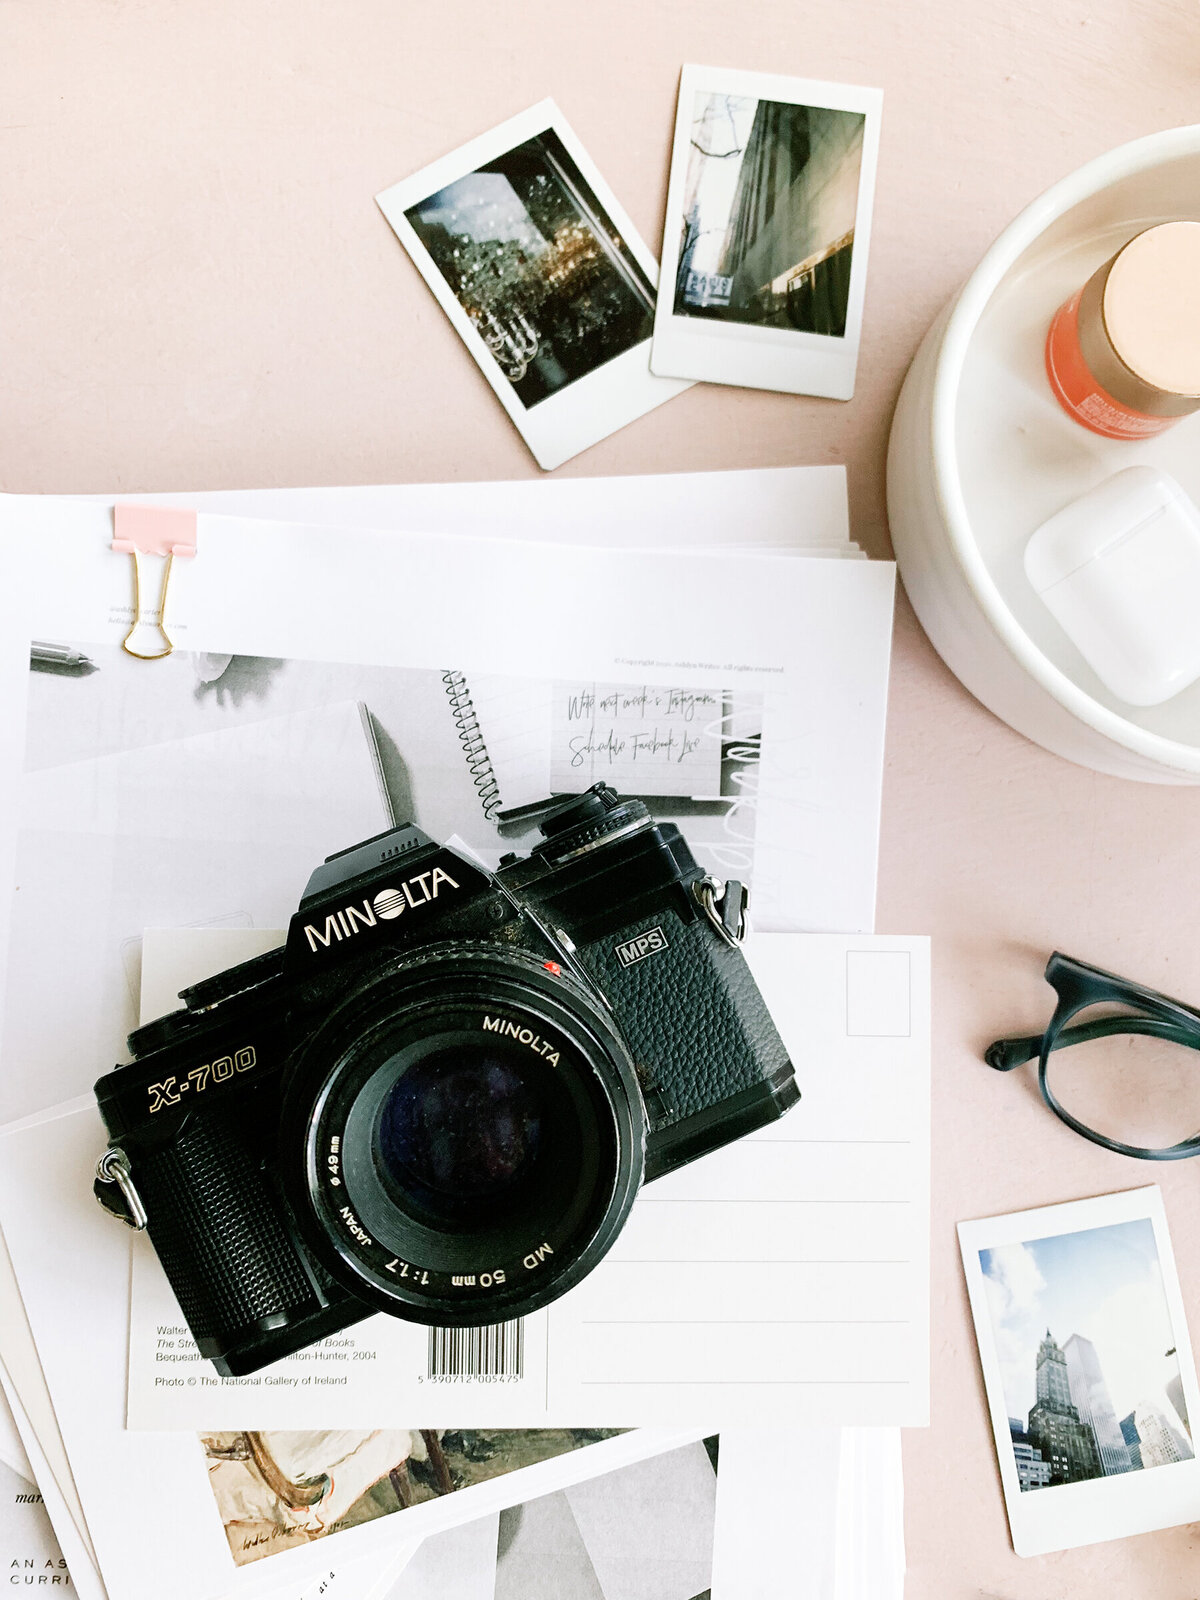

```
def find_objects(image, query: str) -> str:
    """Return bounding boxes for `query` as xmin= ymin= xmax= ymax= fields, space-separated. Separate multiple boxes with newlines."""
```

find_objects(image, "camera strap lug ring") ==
xmin=696 ymin=876 xmax=747 ymax=947
xmin=95 ymin=1147 xmax=148 ymax=1230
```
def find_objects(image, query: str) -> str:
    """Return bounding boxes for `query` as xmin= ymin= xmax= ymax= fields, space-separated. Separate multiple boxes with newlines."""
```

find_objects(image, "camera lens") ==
xmin=538 ymin=783 xmax=618 ymax=833
xmin=281 ymin=946 xmax=645 ymax=1327
xmin=374 ymin=1042 xmax=543 ymax=1226
xmin=536 ymin=788 xmax=652 ymax=866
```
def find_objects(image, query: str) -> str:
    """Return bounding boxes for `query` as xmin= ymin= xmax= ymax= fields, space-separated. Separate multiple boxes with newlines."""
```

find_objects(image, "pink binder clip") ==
xmin=111 ymin=504 xmax=198 ymax=660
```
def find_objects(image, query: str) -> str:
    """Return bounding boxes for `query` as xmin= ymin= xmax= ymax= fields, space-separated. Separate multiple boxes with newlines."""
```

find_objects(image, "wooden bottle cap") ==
xmin=1102 ymin=221 xmax=1200 ymax=400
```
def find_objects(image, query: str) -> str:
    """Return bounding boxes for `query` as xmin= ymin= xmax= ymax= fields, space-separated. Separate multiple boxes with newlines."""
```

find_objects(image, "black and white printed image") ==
xmin=3 ymin=646 xmax=763 ymax=1125
xmin=492 ymin=1437 xmax=718 ymax=1600
xmin=980 ymin=1218 xmax=1193 ymax=1492
xmin=405 ymin=128 xmax=655 ymax=409
xmin=360 ymin=1436 xmax=719 ymax=1600
xmin=674 ymin=93 xmax=864 ymax=337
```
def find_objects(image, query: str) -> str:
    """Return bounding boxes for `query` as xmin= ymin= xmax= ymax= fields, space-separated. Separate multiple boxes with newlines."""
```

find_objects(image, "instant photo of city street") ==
xmin=405 ymin=128 xmax=656 ymax=407
xmin=673 ymin=92 xmax=866 ymax=337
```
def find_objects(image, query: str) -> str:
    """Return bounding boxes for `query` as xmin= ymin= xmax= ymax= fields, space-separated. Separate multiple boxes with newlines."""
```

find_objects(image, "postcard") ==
xmin=377 ymin=100 xmax=690 ymax=470
xmin=651 ymin=66 xmax=882 ymax=400
xmin=959 ymin=1186 xmax=1200 ymax=1556
xmin=121 ymin=928 xmax=929 ymax=1430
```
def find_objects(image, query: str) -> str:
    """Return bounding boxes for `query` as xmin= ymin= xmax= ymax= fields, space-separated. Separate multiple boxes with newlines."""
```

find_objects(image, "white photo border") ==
xmin=377 ymin=98 xmax=690 ymax=471
xmin=651 ymin=66 xmax=882 ymax=401
xmin=958 ymin=1185 xmax=1200 ymax=1558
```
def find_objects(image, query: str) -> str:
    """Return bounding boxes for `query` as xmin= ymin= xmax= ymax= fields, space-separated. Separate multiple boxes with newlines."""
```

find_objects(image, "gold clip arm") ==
xmin=121 ymin=547 xmax=177 ymax=661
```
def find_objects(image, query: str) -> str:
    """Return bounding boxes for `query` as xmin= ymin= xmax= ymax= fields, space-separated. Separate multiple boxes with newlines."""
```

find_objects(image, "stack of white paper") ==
xmin=0 ymin=468 xmax=912 ymax=1600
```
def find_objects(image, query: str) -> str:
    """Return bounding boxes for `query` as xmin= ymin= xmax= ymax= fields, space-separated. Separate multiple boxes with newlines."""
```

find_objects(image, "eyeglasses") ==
xmin=986 ymin=952 xmax=1200 ymax=1161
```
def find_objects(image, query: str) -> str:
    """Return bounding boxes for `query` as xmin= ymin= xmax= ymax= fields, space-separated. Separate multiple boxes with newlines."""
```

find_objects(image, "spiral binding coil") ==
xmin=442 ymin=670 xmax=502 ymax=821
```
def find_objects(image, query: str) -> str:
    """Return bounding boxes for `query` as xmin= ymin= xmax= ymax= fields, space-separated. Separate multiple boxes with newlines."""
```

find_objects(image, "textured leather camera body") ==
xmin=94 ymin=787 xmax=797 ymax=1375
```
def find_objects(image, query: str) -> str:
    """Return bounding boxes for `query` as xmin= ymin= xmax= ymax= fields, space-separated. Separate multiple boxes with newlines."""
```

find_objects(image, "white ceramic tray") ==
xmin=888 ymin=127 xmax=1200 ymax=782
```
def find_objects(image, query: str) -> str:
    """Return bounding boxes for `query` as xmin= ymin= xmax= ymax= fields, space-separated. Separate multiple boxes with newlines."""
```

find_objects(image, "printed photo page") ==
xmin=0 ymin=497 xmax=894 ymax=1129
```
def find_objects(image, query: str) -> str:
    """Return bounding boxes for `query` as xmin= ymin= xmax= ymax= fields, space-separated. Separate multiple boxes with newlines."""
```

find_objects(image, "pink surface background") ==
xmin=3 ymin=3 xmax=1200 ymax=1594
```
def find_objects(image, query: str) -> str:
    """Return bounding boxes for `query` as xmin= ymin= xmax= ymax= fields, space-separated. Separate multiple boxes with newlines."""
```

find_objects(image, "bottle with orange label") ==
xmin=1045 ymin=220 xmax=1200 ymax=439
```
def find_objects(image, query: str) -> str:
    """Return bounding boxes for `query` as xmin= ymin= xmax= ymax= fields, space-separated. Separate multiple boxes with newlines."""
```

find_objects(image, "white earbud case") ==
xmin=1025 ymin=466 xmax=1200 ymax=707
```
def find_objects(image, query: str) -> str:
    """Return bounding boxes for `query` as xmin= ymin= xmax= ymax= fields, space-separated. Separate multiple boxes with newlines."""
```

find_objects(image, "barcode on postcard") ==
xmin=427 ymin=1320 xmax=525 ymax=1381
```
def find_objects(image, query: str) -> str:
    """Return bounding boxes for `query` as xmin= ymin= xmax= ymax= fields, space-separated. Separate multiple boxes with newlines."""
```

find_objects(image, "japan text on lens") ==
xmin=93 ymin=785 xmax=798 ymax=1376
xmin=986 ymin=952 xmax=1200 ymax=1160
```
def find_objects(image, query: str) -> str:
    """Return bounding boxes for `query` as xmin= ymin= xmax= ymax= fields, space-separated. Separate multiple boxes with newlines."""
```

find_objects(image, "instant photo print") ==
xmin=959 ymin=1187 xmax=1200 ymax=1557
xmin=652 ymin=66 xmax=882 ymax=401
xmin=377 ymin=100 xmax=690 ymax=470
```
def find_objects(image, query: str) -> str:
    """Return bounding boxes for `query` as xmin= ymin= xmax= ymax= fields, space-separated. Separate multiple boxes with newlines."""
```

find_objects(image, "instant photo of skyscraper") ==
xmin=980 ymin=1219 xmax=1192 ymax=1493
xmin=960 ymin=1189 xmax=1200 ymax=1557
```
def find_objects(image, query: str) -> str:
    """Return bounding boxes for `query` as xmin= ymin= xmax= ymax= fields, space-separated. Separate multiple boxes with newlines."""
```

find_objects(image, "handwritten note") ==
xmin=549 ymin=683 xmax=725 ymax=796
xmin=461 ymin=676 xmax=759 ymax=810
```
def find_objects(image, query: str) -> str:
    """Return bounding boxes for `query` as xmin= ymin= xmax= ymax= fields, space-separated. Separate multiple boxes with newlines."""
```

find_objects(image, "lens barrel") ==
xmin=278 ymin=944 xmax=645 ymax=1327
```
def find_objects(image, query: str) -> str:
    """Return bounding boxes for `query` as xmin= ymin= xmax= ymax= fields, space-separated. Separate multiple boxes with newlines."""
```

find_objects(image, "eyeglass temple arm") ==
xmin=985 ymin=1034 xmax=1044 ymax=1072
xmin=985 ymin=1014 xmax=1200 ymax=1073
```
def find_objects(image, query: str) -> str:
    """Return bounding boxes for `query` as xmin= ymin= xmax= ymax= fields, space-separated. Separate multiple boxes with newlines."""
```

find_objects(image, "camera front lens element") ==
xmin=283 ymin=945 xmax=645 ymax=1327
xmin=375 ymin=1044 xmax=542 ymax=1227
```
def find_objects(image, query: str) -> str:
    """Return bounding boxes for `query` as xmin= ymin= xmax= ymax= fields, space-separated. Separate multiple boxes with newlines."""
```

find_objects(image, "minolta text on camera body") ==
xmin=93 ymin=785 xmax=798 ymax=1376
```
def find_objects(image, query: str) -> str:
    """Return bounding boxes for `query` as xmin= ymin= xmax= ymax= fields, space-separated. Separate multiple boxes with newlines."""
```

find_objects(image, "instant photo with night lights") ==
xmin=377 ymin=100 xmax=690 ymax=470
xmin=651 ymin=66 xmax=882 ymax=401
xmin=959 ymin=1186 xmax=1200 ymax=1557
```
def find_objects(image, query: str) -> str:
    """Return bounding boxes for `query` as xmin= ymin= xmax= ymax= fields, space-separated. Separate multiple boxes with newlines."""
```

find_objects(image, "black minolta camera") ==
xmin=93 ymin=785 xmax=797 ymax=1376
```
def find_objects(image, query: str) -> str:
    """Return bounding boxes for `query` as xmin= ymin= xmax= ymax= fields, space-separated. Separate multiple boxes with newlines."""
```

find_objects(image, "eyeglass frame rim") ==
xmin=991 ymin=951 xmax=1200 ymax=1162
